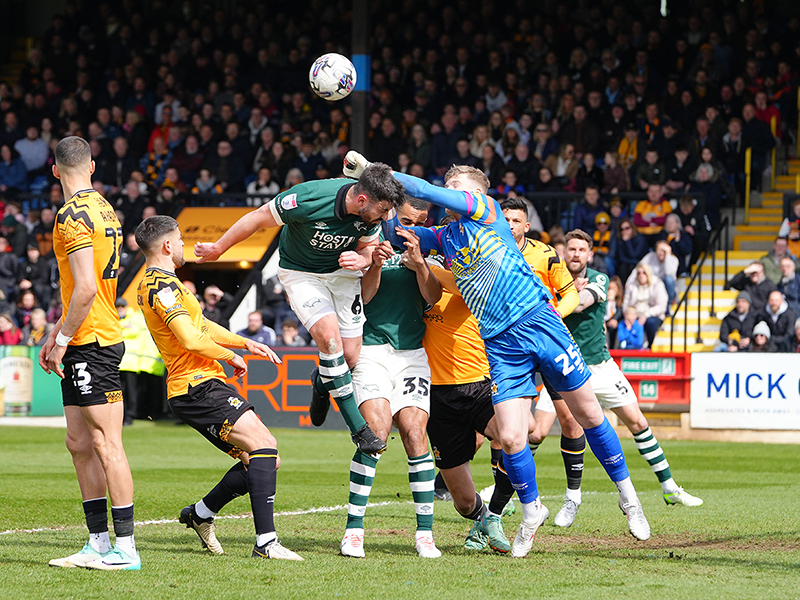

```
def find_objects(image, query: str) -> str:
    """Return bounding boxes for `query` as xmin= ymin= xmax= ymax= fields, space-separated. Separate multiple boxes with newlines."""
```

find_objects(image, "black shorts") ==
xmin=540 ymin=374 xmax=562 ymax=401
xmin=427 ymin=378 xmax=494 ymax=470
xmin=168 ymin=378 xmax=252 ymax=460
xmin=62 ymin=342 xmax=124 ymax=407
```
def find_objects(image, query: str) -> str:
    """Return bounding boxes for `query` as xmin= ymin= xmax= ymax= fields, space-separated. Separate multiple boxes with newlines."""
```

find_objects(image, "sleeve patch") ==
xmin=280 ymin=193 xmax=298 ymax=210
xmin=157 ymin=286 xmax=178 ymax=308
xmin=586 ymin=282 xmax=607 ymax=301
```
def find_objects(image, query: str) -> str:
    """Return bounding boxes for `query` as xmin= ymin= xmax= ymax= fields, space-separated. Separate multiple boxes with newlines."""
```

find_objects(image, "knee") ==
xmin=528 ymin=430 xmax=545 ymax=445
xmin=453 ymin=494 xmax=477 ymax=517
xmin=65 ymin=433 xmax=93 ymax=458
xmin=497 ymin=429 xmax=525 ymax=452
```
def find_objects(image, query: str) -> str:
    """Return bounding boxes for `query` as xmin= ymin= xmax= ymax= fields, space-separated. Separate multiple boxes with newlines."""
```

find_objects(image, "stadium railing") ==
xmin=669 ymin=216 xmax=730 ymax=352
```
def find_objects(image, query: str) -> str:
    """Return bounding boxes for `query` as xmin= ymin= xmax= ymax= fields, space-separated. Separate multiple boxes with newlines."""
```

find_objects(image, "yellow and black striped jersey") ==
xmin=53 ymin=189 xmax=123 ymax=346
xmin=520 ymin=238 xmax=579 ymax=317
xmin=137 ymin=267 xmax=228 ymax=398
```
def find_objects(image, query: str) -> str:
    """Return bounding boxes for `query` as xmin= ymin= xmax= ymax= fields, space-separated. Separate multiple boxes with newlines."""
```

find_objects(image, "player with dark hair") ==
xmin=135 ymin=215 xmax=302 ymax=561
xmin=345 ymin=152 xmax=651 ymax=554
xmin=340 ymin=195 xmax=443 ymax=559
xmin=43 ymin=136 xmax=139 ymax=570
xmin=194 ymin=164 xmax=404 ymax=456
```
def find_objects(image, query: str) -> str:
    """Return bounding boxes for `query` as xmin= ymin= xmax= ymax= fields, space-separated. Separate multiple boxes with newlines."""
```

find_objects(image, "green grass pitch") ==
xmin=1 ymin=422 xmax=798 ymax=600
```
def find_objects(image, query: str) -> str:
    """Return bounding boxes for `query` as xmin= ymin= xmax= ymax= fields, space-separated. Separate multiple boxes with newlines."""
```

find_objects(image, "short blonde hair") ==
xmin=444 ymin=165 xmax=490 ymax=193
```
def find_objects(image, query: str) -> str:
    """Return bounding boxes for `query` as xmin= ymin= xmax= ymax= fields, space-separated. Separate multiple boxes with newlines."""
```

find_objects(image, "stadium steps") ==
xmin=653 ymin=251 xmax=741 ymax=352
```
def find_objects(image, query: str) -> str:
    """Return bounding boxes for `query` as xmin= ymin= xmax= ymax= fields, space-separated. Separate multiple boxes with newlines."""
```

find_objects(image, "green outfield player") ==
xmin=541 ymin=230 xmax=703 ymax=527
xmin=341 ymin=196 xmax=443 ymax=559
xmin=195 ymin=164 xmax=405 ymax=454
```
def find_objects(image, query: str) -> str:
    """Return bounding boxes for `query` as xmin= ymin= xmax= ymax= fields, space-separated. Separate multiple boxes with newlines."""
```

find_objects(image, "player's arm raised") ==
xmin=339 ymin=237 xmax=379 ymax=271
xmin=195 ymin=201 xmax=281 ymax=263
xmin=572 ymin=275 xmax=607 ymax=314
xmin=43 ymin=247 xmax=96 ymax=378
xmin=204 ymin=318 xmax=281 ymax=364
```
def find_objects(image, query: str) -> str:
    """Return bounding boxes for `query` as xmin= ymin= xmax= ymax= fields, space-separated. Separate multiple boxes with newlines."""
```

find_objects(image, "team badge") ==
xmin=281 ymin=193 xmax=298 ymax=210
xmin=157 ymin=286 xmax=177 ymax=308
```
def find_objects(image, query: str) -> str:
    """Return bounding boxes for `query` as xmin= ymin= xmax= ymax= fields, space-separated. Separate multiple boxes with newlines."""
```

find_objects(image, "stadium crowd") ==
xmin=2 ymin=0 xmax=800 ymax=361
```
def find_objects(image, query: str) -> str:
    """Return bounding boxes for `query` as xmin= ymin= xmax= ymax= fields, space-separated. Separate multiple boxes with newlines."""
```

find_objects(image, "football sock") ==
xmin=501 ymin=447 xmax=539 ymax=505
xmin=408 ymin=453 xmax=435 ymax=532
xmin=318 ymin=350 xmax=367 ymax=434
xmin=521 ymin=497 xmax=542 ymax=524
xmin=111 ymin=503 xmax=135 ymax=555
xmin=457 ymin=492 xmax=485 ymax=521
xmin=561 ymin=434 xmax=586 ymax=492
xmin=633 ymin=427 xmax=678 ymax=493
xmin=615 ymin=477 xmax=638 ymax=505
xmin=489 ymin=448 xmax=515 ymax=516
xmin=583 ymin=417 xmax=630 ymax=482
xmin=529 ymin=441 xmax=541 ymax=455
xmin=247 ymin=448 xmax=278 ymax=538
xmin=83 ymin=497 xmax=111 ymax=554
xmin=202 ymin=461 xmax=249 ymax=514
xmin=346 ymin=450 xmax=380 ymax=529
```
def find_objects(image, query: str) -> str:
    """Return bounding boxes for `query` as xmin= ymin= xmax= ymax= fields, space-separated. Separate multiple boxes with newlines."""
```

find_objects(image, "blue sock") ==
xmin=501 ymin=447 xmax=539 ymax=504
xmin=584 ymin=417 xmax=630 ymax=482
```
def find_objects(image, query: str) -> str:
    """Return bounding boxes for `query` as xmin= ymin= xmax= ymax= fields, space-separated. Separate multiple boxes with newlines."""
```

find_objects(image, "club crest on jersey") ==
xmin=314 ymin=222 xmax=327 ymax=230
xmin=491 ymin=382 xmax=498 ymax=395
xmin=227 ymin=396 xmax=243 ymax=409
xmin=354 ymin=221 xmax=368 ymax=231
xmin=281 ymin=193 xmax=298 ymax=210
xmin=157 ymin=286 xmax=177 ymax=308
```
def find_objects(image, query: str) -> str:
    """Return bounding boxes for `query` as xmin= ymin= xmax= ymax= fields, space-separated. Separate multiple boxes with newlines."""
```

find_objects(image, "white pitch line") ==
xmin=0 ymin=492 xmax=618 ymax=536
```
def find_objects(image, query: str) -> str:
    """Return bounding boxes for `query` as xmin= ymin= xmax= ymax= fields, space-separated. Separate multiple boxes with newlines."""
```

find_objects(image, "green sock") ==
xmin=318 ymin=350 xmax=366 ymax=434
xmin=346 ymin=450 xmax=380 ymax=529
xmin=633 ymin=427 xmax=672 ymax=483
xmin=408 ymin=452 xmax=435 ymax=532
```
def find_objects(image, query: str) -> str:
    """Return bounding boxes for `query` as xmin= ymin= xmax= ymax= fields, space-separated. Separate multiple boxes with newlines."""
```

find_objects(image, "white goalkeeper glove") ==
xmin=343 ymin=150 xmax=371 ymax=179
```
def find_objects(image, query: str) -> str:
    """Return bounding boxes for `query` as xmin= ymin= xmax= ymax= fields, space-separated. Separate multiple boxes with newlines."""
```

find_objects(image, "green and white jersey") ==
xmin=268 ymin=179 xmax=380 ymax=274
xmin=563 ymin=267 xmax=610 ymax=365
xmin=363 ymin=250 xmax=427 ymax=350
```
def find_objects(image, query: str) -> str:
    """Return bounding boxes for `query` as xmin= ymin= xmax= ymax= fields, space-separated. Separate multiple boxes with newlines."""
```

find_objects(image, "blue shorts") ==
xmin=485 ymin=303 xmax=590 ymax=404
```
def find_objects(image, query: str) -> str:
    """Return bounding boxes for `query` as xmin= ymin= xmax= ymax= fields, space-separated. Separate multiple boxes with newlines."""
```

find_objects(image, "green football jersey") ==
xmin=363 ymin=251 xmax=427 ymax=350
xmin=271 ymin=179 xmax=380 ymax=273
xmin=563 ymin=267 xmax=611 ymax=365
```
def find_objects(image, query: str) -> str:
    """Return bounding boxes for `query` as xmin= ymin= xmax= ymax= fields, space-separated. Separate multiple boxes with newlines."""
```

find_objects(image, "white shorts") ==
xmin=352 ymin=344 xmax=431 ymax=416
xmin=278 ymin=267 xmax=364 ymax=338
xmin=534 ymin=382 xmax=556 ymax=414
xmin=587 ymin=359 xmax=638 ymax=409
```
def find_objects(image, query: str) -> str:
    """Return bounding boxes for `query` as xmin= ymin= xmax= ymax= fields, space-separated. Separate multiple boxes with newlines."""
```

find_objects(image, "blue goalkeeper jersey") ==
xmin=388 ymin=173 xmax=549 ymax=339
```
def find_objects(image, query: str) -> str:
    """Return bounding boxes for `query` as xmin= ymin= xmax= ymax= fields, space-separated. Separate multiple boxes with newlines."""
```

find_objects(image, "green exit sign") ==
xmin=639 ymin=380 xmax=659 ymax=399
xmin=621 ymin=358 xmax=676 ymax=376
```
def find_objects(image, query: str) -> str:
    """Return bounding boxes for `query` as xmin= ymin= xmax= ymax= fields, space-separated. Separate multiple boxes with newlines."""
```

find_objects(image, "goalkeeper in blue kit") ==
xmin=343 ymin=152 xmax=652 ymax=554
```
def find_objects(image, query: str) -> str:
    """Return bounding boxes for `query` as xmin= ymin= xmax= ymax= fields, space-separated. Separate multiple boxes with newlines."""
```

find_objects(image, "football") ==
xmin=308 ymin=53 xmax=357 ymax=101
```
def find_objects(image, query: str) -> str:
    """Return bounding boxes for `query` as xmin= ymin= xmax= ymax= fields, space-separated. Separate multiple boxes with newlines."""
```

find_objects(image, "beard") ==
xmin=172 ymin=253 xmax=186 ymax=269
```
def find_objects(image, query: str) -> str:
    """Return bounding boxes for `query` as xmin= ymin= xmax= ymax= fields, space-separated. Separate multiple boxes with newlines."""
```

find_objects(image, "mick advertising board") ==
xmin=690 ymin=353 xmax=800 ymax=430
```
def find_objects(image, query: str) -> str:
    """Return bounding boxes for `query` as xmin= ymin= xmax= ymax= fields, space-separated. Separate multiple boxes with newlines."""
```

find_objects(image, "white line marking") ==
xmin=0 ymin=492 xmax=616 ymax=536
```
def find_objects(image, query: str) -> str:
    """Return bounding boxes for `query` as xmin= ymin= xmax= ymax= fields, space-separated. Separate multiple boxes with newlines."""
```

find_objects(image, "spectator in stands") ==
xmin=0 ymin=311 xmax=21 ymax=345
xmin=493 ymin=169 xmax=525 ymax=199
xmin=791 ymin=318 xmax=800 ymax=353
xmin=717 ymin=291 xmax=756 ymax=352
xmin=617 ymin=306 xmax=645 ymax=350
xmin=0 ymin=236 xmax=18 ymax=298
xmin=33 ymin=207 xmax=55 ymax=257
xmin=573 ymin=184 xmax=607 ymax=236
xmin=686 ymin=162 xmax=723 ymax=229
xmin=722 ymin=117 xmax=747 ymax=198
xmin=530 ymin=122 xmax=558 ymax=162
xmin=778 ymin=257 xmax=800 ymax=316
xmin=237 ymin=311 xmax=277 ymax=346
xmin=657 ymin=214 xmax=693 ymax=275
xmin=291 ymin=136 xmax=327 ymax=182
xmin=453 ymin=137 xmax=481 ymax=170
xmin=725 ymin=261 xmax=777 ymax=313
xmin=617 ymin=122 xmax=642 ymax=174
xmin=140 ymin=136 xmax=171 ymax=188
xmin=633 ymin=183 xmax=671 ymax=241
xmin=779 ymin=199 xmax=800 ymax=257
xmin=741 ymin=103 xmax=776 ymax=192
xmin=115 ymin=181 xmax=147 ymax=234
xmin=17 ymin=243 xmax=52 ymax=307
xmin=689 ymin=117 xmax=722 ymax=160
xmin=624 ymin=263 xmax=668 ymax=349
xmin=664 ymin=145 xmax=696 ymax=194
xmin=479 ymin=145 xmax=505 ymax=189
xmin=507 ymin=143 xmax=539 ymax=192
xmin=592 ymin=212 xmax=612 ymax=258
xmin=280 ymin=318 xmax=307 ymax=347
xmin=170 ymin=134 xmax=204 ymax=187
xmin=494 ymin=128 xmax=521 ymax=164
xmin=756 ymin=290 xmax=796 ymax=352
xmin=637 ymin=240 xmax=679 ymax=308
xmin=601 ymin=151 xmax=628 ymax=194
xmin=576 ymin=152 xmax=603 ymax=191
xmin=543 ymin=143 xmax=578 ymax=188
xmin=202 ymin=284 xmax=231 ymax=329
xmin=636 ymin=148 xmax=667 ymax=190
xmin=430 ymin=112 xmax=462 ymax=177
xmin=610 ymin=218 xmax=648 ymax=282
xmin=560 ymin=105 xmax=599 ymax=158
xmin=407 ymin=124 xmax=432 ymax=172
xmin=760 ymin=237 xmax=796 ymax=285
xmin=2 ymin=205 xmax=27 ymax=256
xmin=14 ymin=126 xmax=49 ymax=179
xmin=246 ymin=167 xmax=280 ymax=207
xmin=21 ymin=307 xmax=50 ymax=346
xmin=123 ymin=110 xmax=149 ymax=160
xmin=13 ymin=289 xmax=38 ymax=329
xmin=0 ymin=145 xmax=28 ymax=194
xmin=284 ymin=168 xmax=304 ymax=190
xmin=748 ymin=321 xmax=776 ymax=352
